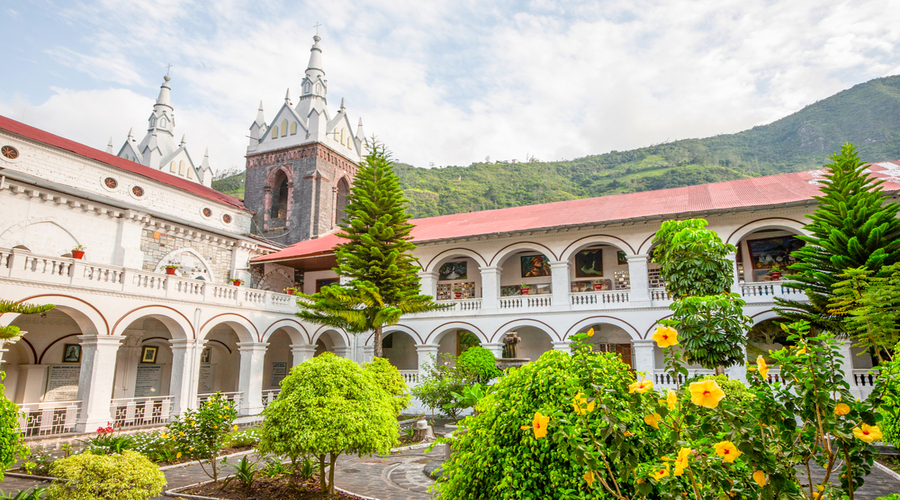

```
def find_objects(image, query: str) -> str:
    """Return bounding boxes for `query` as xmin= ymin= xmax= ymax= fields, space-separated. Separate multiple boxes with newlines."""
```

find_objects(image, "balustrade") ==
xmin=110 ymin=396 xmax=173 ymax=428
xmin=17 ymin=401 xmax=80 ymax=437
xmin=399 ymin=370 xmax=419 ymax=387
xmin=571 ymin=290 xmax=629 ymax=307
xmin=262 ymin=390 xmax=281 ymax=408
xmin=197 ymin=391 xmax=243 ymax=408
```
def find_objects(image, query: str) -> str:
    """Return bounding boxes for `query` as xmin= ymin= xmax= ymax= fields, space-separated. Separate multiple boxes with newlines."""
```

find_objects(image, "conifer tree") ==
xmin=296 ymin=141 xmax=440 ymax=357
xmin=776 ymin=144 xmax=900 ymax=332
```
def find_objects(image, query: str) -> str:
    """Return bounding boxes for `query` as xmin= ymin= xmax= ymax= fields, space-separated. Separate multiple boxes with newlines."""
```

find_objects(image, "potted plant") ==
xmin=164 ymin=265 xmax=179 ymax=275
xmin=768 ymin=264 xmax=783 ymax=281
xmin=452 ymin=286 xmax=463 ymax=299
xmin=284 ymin=287 xmax=296 ymax=295
xmin=229 ymin=278 xmax=244 ymax=287
xmin=72 ymin=245 xmax=85 ymax=260
xmin=520 ymin=281 xmax=530 ymax=295
xmin=592 ymin=279 xmax=604 ymax=291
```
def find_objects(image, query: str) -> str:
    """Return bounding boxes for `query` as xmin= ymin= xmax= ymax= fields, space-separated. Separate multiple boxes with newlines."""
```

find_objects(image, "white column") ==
xmin=632 ymin=339 xmax=656 ymax=378
xmin=415 ymin=344 xmax=440 ymax=373
xmin=417 ymin=271 xmax=438 ymax=299
xmin=231 ymin=244 xmax=252 ymax=286
xmin=113 ymin=336 xmax=142 ymax=399
xmin=479 ymin=266 xmax=501 ymax=311
xmin=482 ymin=342 xmax=504 ymax=359
xmin=551 ymin=340 xmax=572 ymax=354
xmin=549 ymin=261 xmax=570 ymax=311
xmin=726 ymin=252 xmax=741 ymax=294
xmin=333 ymin=346 xmax=353 ymax=359
xmin=291 ymin=344 xmax=316 ymax=366
xmin=838 ymin=340 xmax=862 ymax=399
xmin=726 ymin=344 xmax=748 ymax=383
xmin=169 ymin=339 xmax=202 ymax=416
xmin=75 ymin=335 xmax=125 ymax=432
xmin=114 ymin=211 xmax=145 ymax=268
xmin=362 ymin=346 xmax=376 ymax=363
xmin=627 ymin=254 xmax=651 ymax=306
xmin=237 ymin=342 xmax=268 ymax=416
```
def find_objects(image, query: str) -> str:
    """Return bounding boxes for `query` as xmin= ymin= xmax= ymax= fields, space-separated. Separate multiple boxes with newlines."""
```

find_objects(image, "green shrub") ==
xmin=129 ymin=431 xmax=177 ymax=463
xmin=224 ymin=427 xmax=262 ymax=448
xmin=411 ymin=353 xmax=467 ymax=420
xmin=46 ymin=451 xmax=165 ymax=500
xmin=166 ymin=393 xmax=237 ymax=481
xmin=457 ymin=346 xmax=501 ymax=383
xmin=437 ymin=349 xmax=641 ymax=499
xmin=362 ymin=356 xmax=411 ymax=415
xmin=878 ymin=353 xmax=900 ymax=446
xmin=0 ymin=374 xmax=27 ymax=480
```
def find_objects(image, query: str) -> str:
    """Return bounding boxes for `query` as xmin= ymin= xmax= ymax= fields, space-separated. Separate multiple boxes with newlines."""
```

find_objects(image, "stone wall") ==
xmin=140 ymin=228 xmax=234 ymax=282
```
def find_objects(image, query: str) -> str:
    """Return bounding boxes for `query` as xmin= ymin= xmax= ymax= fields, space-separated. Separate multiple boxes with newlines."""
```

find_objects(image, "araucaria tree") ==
xmin=296 ymin=140 xmax=440 ymax=356
xmin=652 ymin=219 xmax=751 ymax=372
xmin=259 ymin=352 xmax=398 ymax=494
xmin=776 ymin=143 xmax=900 ymax=332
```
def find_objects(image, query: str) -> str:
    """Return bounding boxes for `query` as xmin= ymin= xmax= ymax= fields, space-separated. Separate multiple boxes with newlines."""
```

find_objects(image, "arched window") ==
xmin=281 ymin=119 xmax=288 ymax=137
xmin=179 ymin=161 xmax=186 ymax=176
xmin=290 ymin=122 xmax=297 ymax=135
xmin=270 ymin=172 xmax=289 ymax=220
xmin=336 ymin=178 xmax=350 ymax=225
xmin=170 ymin=162 xmax=177 ymax=173
xmin=271 ymin=126 xmax=278 ymax=139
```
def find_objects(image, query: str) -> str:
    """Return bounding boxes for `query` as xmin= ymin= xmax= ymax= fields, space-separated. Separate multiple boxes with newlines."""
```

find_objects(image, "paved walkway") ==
xmin=4 ymin=447 xmax=900 ymax=499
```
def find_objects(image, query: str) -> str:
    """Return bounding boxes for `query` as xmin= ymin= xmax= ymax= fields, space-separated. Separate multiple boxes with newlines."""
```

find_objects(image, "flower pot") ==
xmin=593 ymin=283 xmax=603 ymax=291
xmin=521 ymin=288 xmax=529 ymax=295
xmin=72 ymin=250 xmax=85 ymax=260
xmin=232 ymin=282 xmax=240 ymax=286
xmin=165 ymin=268 xmax=176 ymax=275
xmin=769 ymin=272 xmax=782 ymax=281
xmin=286 ymin=289 xmax=295 ymax=295
xmin=454 ymin=292 xmax=462 ymax=299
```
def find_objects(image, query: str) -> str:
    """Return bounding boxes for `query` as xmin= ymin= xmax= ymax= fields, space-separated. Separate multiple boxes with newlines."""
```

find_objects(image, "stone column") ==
xmin=551 ymin=340 xmax=572 ymax=354
xmin=417 ymin=271 xmax=438 ymax=299
xmin=290 ymin=344 xmax=316 ymax=366
xmin=113 ymin=335 xmax=142 ymax=399
xmin=362 ymin=345 xmax=376 ymax=363
xmin=549 ymin=261 xmax=571 ymax=311
xmin=333 ymin=346 xmax=353 ymax=359
xmin=478 ymin=266 xmax=501 ymax=311
xmin=482 ymin=342 xmax=505 ymax=359
xmin=237 ymin=342 xmax=268 ymax=416
xmin=169 ymin=339 xmax=203 ymax=416
xmin=631 ymin=339 xmax=656 ymax=379
xmin=627 ymin=254 xmax=652 ymax=306
xmin=114 ymin=211 xmax=146 ymax=269
xmin=726 ymin=252 xmax=741 ymax=294
xmin=75 ymin=335 xmax=125 ymax=432
xmin=415 ymin=344 xmax=440 ymax=374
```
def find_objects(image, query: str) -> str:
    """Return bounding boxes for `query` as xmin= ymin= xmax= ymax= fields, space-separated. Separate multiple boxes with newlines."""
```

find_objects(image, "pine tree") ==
xmin=775 ymin=143 xmax=900 ymax=332
xmin=296 ymin=141 xmax=440 ymax=357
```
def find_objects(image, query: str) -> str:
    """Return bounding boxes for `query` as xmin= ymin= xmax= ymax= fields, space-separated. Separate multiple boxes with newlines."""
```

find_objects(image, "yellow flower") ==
xmin=753 ymin=470 xmax=766 ymax=487
xmin=161 ymin=433 xmax=168 ymax=439
xmin=756 ymin=356 xmax=769 ymax=379
xmin=584 ymin=470 xmax=594 ymax=487
xmin=644 ymin=412 xmax=661 ymax=430
xmin=233 ymin=425 xmax=240 ymax=431
xmin=673 ymin=447 xmax=691 ymax=477
xmin=189 ymin=447 xmax=193 ymax=451
xmin=571 ymin=393 xmax=595 ymax=415
xmin=213 ymin=425 xmax=218 ymax=429
xmin=713 ymin=441 xmax=742 ymax=463
xmin=629 ymin=377 xmax=653 ymax=394
xmin=521 ymin=412 xmax=550 ymax=439
xmin=852 ymin=423 xmax=883 ymax=443
xmin=796 ymin=345 xmax=807 ymax=355
xmin=623 ymin=431 xmax=634 ymax=437
xmin=650 ymin=465 xmax=670 ymax=480
xmin=666 ymin=389 xmax=677 ymax=410
xmin=834 ymin=403 xmax=851 ymax=416
xmin=689 ymin=380 xmax=726 ymax=408
xmin=652 ymin=326 xmax=679 ymax=348
xmin=586 ymin=328 xmax=594 ymax=337
xmin=176 ymin=452 xmax=182 ymax=459
xmin=179 ymin=431 xmax=185 ymax=437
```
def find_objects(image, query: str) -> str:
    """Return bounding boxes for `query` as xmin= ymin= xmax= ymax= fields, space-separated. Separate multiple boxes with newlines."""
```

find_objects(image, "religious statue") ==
xmin=503 ymin=331 xmax=521 ymax=359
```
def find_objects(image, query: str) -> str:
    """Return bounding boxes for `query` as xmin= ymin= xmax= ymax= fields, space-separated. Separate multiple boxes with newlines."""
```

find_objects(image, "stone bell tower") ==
xmin=244 ymin=35 xmax=366 ymax=246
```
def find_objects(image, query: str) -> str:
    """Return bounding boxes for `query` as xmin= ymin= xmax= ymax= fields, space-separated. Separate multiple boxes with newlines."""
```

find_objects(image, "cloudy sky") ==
xmin=2 ymin=0 xmax=899 ymax=172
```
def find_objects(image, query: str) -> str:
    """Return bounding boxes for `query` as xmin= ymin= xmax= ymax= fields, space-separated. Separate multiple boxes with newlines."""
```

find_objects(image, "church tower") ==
xmin=244 ymin=35 xmax=365 ymax=246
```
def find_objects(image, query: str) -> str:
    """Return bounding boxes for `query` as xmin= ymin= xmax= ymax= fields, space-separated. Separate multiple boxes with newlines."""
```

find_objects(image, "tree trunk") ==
xmin=374 ymin=324 xmax=383 ymax=358
xmin=211 ymin=455 xmax=218 ymax=482
xmin=328 ymin=453 xmax=338 ymax=495
xmin=715 ymin=365 xmax=726 ymax=376
xmin=319 ymin=454 xmax=327 ymax=492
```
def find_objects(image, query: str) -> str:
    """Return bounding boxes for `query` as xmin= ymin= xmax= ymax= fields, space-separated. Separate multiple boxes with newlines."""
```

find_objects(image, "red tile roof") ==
xmin=0 ymin=115 xmax=248 ymax=211
xmin=254 ymin=163 xmax=900 ymax=263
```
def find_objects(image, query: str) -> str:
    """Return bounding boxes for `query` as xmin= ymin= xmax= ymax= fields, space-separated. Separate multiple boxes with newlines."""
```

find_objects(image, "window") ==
xmin=271 ymin=126 xmax=278 ymax=139
xmin=222 ymin=214 xmax=232 ymax=224
xmin=281 ymin=119 xmax=288 ymax=137
xmin=170 ymin=162 xmax=177 ymax=173
xmin=104 ymin=177 xmax=118 ymax=189
xmin=335 ymin=178 xmax=350 ymax=225
xmin=270 ymin=172 xmax=289 ymax=219
xmin=179 ymin=161 xmax=186 ymax=176
xmin=187 ymin=166 xmax=194 ymax=179
xmin=290 ymin=122 xmax=297 ymax=135
xmin=132 ymin=186 xmax=145 ymax=197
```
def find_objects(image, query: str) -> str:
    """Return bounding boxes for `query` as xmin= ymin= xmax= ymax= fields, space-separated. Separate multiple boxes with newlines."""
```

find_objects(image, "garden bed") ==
xmin=877 ymin=454 xmax=900 ymax=474
xmin=175 ymin=475 xmax=367 ymax=500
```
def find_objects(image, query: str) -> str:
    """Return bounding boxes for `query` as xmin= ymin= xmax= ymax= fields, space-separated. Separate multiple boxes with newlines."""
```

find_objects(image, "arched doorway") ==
xmin=582 ymin=323 xmax=634 ymax=368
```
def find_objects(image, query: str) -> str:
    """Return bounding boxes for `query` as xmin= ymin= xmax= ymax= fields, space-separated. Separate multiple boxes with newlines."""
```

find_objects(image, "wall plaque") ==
xmin=44 ymin=365 xmax=81 ymax=402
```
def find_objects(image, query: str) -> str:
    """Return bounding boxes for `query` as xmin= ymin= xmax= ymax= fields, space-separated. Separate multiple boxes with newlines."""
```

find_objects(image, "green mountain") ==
xmin=214 ymin=75 xmax=900 ymax=218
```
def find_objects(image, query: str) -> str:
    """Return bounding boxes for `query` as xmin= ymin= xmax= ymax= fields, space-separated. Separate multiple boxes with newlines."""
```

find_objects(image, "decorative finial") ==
xmin=285 ymin=88 xmax=291 ymax=105
xmin=166 ymin=63 xmax=173 ymax=77
xmin=128 ymin=127 xmax=134 ymax=140
xmin=340 ymin=97 xmax=345 ymax=111
xmin=180 ymin=134 xmax=186 ymax=146
xmin=313 ymin=21 xmax=322 ymax=36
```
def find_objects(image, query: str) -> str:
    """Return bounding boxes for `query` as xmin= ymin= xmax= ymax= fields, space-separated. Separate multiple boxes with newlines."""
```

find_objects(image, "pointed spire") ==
xmin=356 ymin=117 xmax=365 ymax=141
xmin=106 ymin=137 xmax=114 ymax=153
xmin=180 ymin=134 xmax=186 ymax=147
xmin=307 ymin=35 xmax=324 ymax=75
xmin=340 ymin=97 xmax=345 ymax=112
xmin=255 ymin=101 xmax=265 ymax=125
xmin=285 ymin=88 xmax=292 ymax=106
xmin=128 ymin=128 xmax=134 ymax=141
xmin=156 ymin=75 xmax=173 ymax=108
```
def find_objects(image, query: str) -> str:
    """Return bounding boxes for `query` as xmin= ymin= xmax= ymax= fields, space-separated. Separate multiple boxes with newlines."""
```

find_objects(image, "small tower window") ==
xmin=271 ymin=126 xmax=278 ymax=139
xmin=270 ymin=172 xmax=289 ymax=220
xmin=336 ymin=177 xmax=350 ymax=225
xmin=291 ymin=122 xmax=297 ymax=135
xmin=187 ymin=166 xmax=194 ymax=179
xmin=179 ymin=161 xmax=186 ymax=176
xmin=170 ymin=162 xmax=177 ymax=173
xmin=281 ymin=119 xmax=288 ymax=137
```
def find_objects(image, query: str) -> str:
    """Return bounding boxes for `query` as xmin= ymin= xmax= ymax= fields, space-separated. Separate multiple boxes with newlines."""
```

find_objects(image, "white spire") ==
xmin=285 ymin=88 xmax=292 ymax=106
xmin=106 ymin=137 xmax=114 ymax=153
xmin=127 ymin=128 xmax=134 ymax=141
xmin=180 ymin=134 xmax=186 ymax=147
xmin=356 ymin=117 xmax=365 ymax=139
xmin=156 ymin=75 xmax=173 ymax=109
xmin=340 ymin=97 xmax=345 ymax=112
xmin=306 ymin=35 xmax=324 ymax=77
xmin=298 ymin=35 xmax=327 ymax=104
xmin=255 ymin=101 xmax=265 ymax=125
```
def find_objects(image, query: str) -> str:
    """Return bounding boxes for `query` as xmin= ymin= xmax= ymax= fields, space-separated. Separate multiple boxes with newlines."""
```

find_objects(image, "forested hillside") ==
xmin=214 ymin=75 xmax=900 ymax=218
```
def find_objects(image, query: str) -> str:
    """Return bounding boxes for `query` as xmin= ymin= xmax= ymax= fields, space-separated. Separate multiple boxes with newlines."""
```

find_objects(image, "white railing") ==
xmin=435 ymin=298 xmax=483 ymax=312
xmin=110 ymin=396 xmax=174 ymax=428
xmin=571 ymin=290 xmax=630 ymax=307
xmin=740 ymin=282 xmax=805 ymax=298
xmin=0 ymin=247 xmax=297 ymax=313
xmin=652 ymin=370 xmax=715 ymax=390
xmin=499 ymin=295 xmax=553 ymax=310
xmin=854 ymin=368 xmax=880 ymax=400
xmin=18 ymin=401 xmax=80 ymax=437
xmin=650 ymin=288 xmax=672 ymax=302
xmin=197 ymin=392 xmax=243 ymax=409
xmin=399 ymin=370 xmax=419 ymax=387
xmin=262 ymin=390 xmax=280 ymax=408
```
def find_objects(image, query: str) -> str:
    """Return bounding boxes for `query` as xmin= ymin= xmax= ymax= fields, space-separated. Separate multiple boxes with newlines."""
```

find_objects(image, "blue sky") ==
xmin=2 ymin=0 xmax=899 ymax=172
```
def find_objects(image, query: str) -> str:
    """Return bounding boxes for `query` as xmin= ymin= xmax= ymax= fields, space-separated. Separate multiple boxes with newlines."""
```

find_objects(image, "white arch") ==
xmin=564 ymin=316 xmax=642 ymax=341
xmin=490 ymin=318 xmax=559 ymax=342
xmin=489 ymin=241 xmax=558 ymax=267
xmin=368 ymin=324 xmax=423 ymax=346
xmin=558 ymin=234 xmax=637 ymax=262
xmin=261 ymin=319 xmax=309 ymax=345
xmin=425 ymin=321 xmax=489 ymax=345
xmin=112 ymin=305 xmax=193 ymax=340
xmin=725 ymin=218 xmax=809 ymax=245
xmin=1 ymin=295 xmax=107 ymax=335
xmin=310 ymin=327 xmax=350 ymax=347
xmin=199 ymin=314 xmax=258 ymax=343
xmin=425 ymin=248 xmax=489 ymax=273
xmin=154 ymin=248 xmax=218 ymax=283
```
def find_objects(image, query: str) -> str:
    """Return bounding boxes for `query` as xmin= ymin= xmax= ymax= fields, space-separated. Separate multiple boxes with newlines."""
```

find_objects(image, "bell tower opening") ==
xmin=336 ymin=177 xmax=350 ymax=226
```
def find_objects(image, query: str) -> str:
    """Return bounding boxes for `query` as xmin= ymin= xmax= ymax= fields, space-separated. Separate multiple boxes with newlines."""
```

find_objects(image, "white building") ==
xmin=0 ymin=36 xmax=892 ymax=442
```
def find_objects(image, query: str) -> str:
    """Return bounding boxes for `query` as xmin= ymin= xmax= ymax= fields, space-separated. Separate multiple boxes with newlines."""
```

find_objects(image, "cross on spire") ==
xmin=166 ymin=63 xmax=173 ymax=76
xmin=313 ymin=22 xmax=322 ymax=35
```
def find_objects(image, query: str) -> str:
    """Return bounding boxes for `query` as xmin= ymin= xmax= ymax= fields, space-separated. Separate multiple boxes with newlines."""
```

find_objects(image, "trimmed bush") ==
xmin=457 ymin=346 xmax=501 ymax=383
xmin=46 ymin=450 xmax=165 ymax=500
xmin=362 ymin=356 xmax=411 ymax=415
